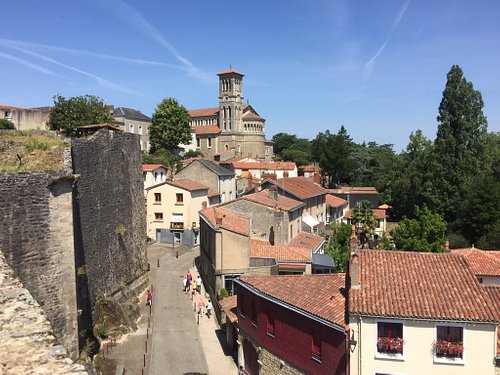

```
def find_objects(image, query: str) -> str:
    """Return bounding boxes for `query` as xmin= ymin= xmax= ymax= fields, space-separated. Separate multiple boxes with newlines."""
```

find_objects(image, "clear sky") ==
xmin=1 ymin=0 xmax=499 ymax=151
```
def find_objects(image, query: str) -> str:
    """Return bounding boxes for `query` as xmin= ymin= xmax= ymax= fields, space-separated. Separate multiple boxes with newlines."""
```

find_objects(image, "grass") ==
xmin=0 ymin=132 xmax=67 ymax=172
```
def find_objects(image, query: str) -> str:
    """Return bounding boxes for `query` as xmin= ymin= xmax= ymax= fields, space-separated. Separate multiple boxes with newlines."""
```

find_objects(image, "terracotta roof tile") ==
xmin=265 ymin=177 xmax=327 ymax=199
xmin=482 ymin=285 xmax=500 ymax=355
xmin=288 ymin=232 xmax=325 ymax=252
xmin=200 ymin=207 xmax=249 ymax=236
xmin=217 ymin=69 xmax=244 ymax=76
xmin=241 ymin=190 xmax=304 ymax=211
xmin=242 ymin=112 xmax=264 ymax=121
xmin=167 ymin=179 xmax=209 ymax=192
xmin=219 ymin=295 xmax=238 ymax=323
xmin=250 ymin=240 xmax=311 ymax=262
xmin=328 ymin=187 xmax=379 ymax=195
xmin=349 ymin=250 xmax=498 ymax=322
xmin=188 ymin=107 xmax=219 ymax=117
xmin=192 ymin=125 xmax=221 ymax=135
xmin=451 ymin=248 xmax=500 ymax=277
xmin=345 ymin=208 xmax=386 ymax=220
xmin=142 ymin=164 xmax=167 ymax=171
xmin=231 ymin=161 xmax=296 ymax=171
xmin=326 ymin=195 xmax=348 ymax=208
xmin=238 ymin=274 xmax=347 ymax=328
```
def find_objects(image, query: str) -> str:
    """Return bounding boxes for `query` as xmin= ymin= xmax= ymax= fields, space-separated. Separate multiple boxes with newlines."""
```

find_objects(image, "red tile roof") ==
xmin=241 ymin=190 xmax=303 ymax=211
xmin=482 ymin=285 xmax=500 ymax=355
xmin=238 ymin=274 xmax=347 ymax=328
xmin=451 ymin=248 xmax=500 ymax=277
xmin=188 ymin=107 xmax=219 ymax=118
xmin=219 ymin=295 xmax=238 ymax=323
xmin=349 ymin=250 xmax=498 ymax=322
xmin=242 ymin=112 xmax=264 ymax=121
xmin=167 ymin=179 xmax=209 ymax=192
xmin=192 ymin=125 xmax=221 ymax=135
xmin=142 ymin=164 xmax=168 ymax=171
xmin=288 ymin=231 xmax=325 ymax=252
xmin=217 ymin=69 xmax=244 ymax=76
xmin=300 ymin=165 xmax=317 ymax=172
xmin=207 ymin=189 xmax=220 ymax=198
xmin=250 ymin=240 xmax=311 ymax=262
xmin=328 ymin=186 xmax=379 ymax=195
xmin=344 ymin=208 xmax=386 ymax=220
xmin=269 ymin=177 xmax=327 ymax=199
xmin=200 ymin=207 xmax=250 ymax=236
xmin=326 ymin=195 xmax=348 ymax=208
xmin=232 ymin=161 xmax=296 ymax=171
xmin=0 ymin=104 xmax=28 ymax=110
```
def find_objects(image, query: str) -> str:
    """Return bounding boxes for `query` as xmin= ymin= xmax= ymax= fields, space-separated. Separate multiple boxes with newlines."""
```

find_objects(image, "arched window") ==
xmin=225 ymin=144 xmax=229 ymax=151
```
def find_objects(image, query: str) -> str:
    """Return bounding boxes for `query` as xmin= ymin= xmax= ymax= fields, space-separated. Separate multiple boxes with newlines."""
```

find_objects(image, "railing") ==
xmin=170 ymin=222 xmax=184 ymax=230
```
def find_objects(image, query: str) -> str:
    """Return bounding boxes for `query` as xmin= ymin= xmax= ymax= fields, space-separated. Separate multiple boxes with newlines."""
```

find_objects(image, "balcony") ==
xmin=170 ymin=222 xmax=184 ymax=230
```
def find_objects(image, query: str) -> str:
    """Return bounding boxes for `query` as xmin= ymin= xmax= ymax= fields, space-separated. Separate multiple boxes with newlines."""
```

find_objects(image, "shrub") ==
xmin=219 ymin=288 xmax=229 ymax=300
xmin=0 ymin=118 xmax=15 ymax=129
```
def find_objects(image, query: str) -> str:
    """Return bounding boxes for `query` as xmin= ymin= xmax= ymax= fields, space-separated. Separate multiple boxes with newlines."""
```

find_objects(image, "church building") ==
xmin=188 ymin=69 xmax=273 ymax=162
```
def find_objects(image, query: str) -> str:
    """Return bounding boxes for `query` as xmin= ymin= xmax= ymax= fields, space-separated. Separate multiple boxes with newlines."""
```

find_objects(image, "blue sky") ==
xmin=1 ymin=0 xmax=499 ymax=151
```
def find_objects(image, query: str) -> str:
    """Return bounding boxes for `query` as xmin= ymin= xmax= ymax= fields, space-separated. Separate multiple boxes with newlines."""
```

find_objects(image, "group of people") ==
xmin=183 ymin=271 xmax=212 ymax=318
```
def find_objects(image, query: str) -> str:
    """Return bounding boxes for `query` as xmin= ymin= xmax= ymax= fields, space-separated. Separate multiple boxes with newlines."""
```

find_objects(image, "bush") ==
xmin=218 ymin=288 xmax=229 ymax=300
xmin=0 ymin=119 xmax=15 ymax=129
xmin=96 ymin=326 xmax=108 ymax=340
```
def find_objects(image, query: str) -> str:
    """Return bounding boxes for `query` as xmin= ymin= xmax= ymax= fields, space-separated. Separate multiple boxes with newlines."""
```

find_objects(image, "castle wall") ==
xmin=0 ymin=170 xmax=79 ymax=358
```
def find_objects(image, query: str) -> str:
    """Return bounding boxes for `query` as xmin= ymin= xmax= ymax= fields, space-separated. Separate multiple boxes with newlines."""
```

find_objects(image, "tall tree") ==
xmin=391 ymin=206 xmax=447 ymax=252
xmin=433 ymin=65 xmax=488 ymax=219
xmin=272 ymin=133 xmax=298 ymax=158
xmin=149 ymin=98 xmax=191 ymax=153
xmin=48 ymin=94 xmax=112 ymax=136
xmin=325 ymin=222 xmax=352 ymax=273
xmin=350 ymin=200 xmax=376 ymax=246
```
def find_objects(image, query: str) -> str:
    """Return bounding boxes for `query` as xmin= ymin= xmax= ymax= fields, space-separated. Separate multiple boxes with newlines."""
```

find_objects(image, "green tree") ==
xmin=432 ymin=65 xmax=488 ymax=220
xmin=391 ymin=206 xmax=447 ymax=252
xmin=48 ymin=94 xmax=112 ymax=136
xmin=150 ymin=98 xmax=191 ymax=153
xmin=0 ymin=118 xmax=15 ymax=129
xmin=142 ymin=149 xmax=182 ymax=179
xmin=326 ymin=222 xmax=352 ymax=272
xmin=350 ymin=200 xmax=376 ymax=246
xmin=272 ymin=132 xmax=298 ymax=158
xmin=184 ymin=150 xmax=203 ymax=158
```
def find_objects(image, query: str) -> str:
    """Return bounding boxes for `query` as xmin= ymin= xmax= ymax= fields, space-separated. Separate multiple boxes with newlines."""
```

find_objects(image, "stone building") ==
xmin=112 ymin=106 xmax=152 ymax=152
xmin=188 ymin=69 xmax=273 ymax=161
xmin=1 ymin=104 xmax=50 ymax=130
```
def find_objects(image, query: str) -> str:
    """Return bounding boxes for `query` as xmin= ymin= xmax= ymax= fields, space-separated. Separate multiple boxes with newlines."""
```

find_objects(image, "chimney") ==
xmin=443 ymin=240 xmax=450 ymax=253
xmin=350 ymin=252 xmax=360 ymax=289
xmin=247 ymin=172 xmax=253 ymax=189
xmin=216 ymin=216 xmax=223 ymax=225
xmin=349 ymin=225 xmax=359 ymax=250
xmin=313 ymin=171 xmax=320 ymax=184
xmin=283 ymin=171 xmax=289 ymax=178
xmin=262 ymin=172 xmax=277 ymax=181
xmin=202 ymin=201 xmax=207 ymax=209
xmin=268 ymin=186 xmax=278 ymax=201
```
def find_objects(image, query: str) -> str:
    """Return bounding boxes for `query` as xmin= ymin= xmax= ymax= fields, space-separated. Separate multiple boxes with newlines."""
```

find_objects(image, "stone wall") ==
xmin=72 ymin=129 xmax=148 ymax=325
xmin=0 ymin=251 xmax=91 ymax=374
xmin=0 ymin=169 xmax=79 ymax=358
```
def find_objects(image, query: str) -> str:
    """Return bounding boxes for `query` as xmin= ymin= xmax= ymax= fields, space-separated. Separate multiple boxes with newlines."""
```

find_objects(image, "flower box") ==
xmin=377 ymin=337 xmax=404 ymax=354
xmin=433 ymin=340 xmax=463 ymax=358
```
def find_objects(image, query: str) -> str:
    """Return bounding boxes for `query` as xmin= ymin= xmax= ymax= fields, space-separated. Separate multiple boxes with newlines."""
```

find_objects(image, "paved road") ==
xmin=149 ymin=246 xmax=209 ymax=375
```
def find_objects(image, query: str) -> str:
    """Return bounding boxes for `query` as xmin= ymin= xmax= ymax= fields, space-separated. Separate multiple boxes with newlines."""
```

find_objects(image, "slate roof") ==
xmin=200 ymin=207 xmax=249 ymax=236
xmin=238 ymin=274 xmax=347 ymax=329
xmin=167 ymin=179 xmax=209 ymax=192
xmin=288 ymin=231 xmax=325 ymax=252
xmin=264 ymin=177 xmax=327 ymax=200
xmin=113 ymin=107 xmax=151 ymax=122
xmin=250 ymin=240 xmax=311 ymax=262
xmin=241 ymin=189 xmax=304 ymax=211
xmin=451 ymin=248 xmax=500 ymax=277
xmin=188 ymin=107 xmax=219 ymax=118
xmin=193 ymin=125 xmax=221 ymax=135
xmin=195 ymin=159 xmax=234 ymax=177
xmin=326 ymin=195 xmax=348 ymax=208
xmin=349 ymin=250 xmax=499 ymax=322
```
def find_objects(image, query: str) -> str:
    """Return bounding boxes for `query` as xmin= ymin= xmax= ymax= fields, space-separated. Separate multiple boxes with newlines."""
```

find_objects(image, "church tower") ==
xmin=217 ymin=69 xmax=244 ymax=133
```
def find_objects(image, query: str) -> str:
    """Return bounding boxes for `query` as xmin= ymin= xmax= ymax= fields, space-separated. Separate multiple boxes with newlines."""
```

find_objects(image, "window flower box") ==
xmin=433 ymin=340 xmax=463 ymax=358
xmin=377 ymin=337 xmax=404 ymax=354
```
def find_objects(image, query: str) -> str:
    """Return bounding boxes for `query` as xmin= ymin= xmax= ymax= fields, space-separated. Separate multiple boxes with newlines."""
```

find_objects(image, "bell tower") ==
xmin=217 ymin=68 xmax=244 ymax=133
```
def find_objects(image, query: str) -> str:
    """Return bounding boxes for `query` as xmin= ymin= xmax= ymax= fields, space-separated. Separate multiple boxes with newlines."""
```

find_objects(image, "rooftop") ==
xmin=238 ymin=274 xmax=347 ymax=329
xmin=328 ymin=186 xmax=379 ymax=195
xmin=288 ymin=231 xmax=325 ymax=252
xmin=113 ymin=107 xmax=151 ymax=122
xmin=188 ymin=108 xmax=219 ymax=118
xmin=326 ymin=194 xmax=348 ymax=208
xmin=192 ymin=125 xmax=221 ymax=135
xmin=241 ymin=189 xmax=304 ymax=212
xmin=250 ymin=239 xmax=311 ymax=262
xmin=349 ymin=250 xmax=498 ymax=322
xmin=186 ymin=159 xmax=234 ymax=178
xmin=231 ymin=161 xmax=296 ymax=171
xmin=451 ymin=248 xmax=500 ymax=277
xmin=200 ymin=207 xmax=249 ymax=236
xmin=263 ymin=176 xmax=327 ymax=200
xmin=345 ymin=208 xmax=387 ymax=220
xmin=217 ymin=69 xmax=244 ymax=76
xmin=167 ymin=179 xmax=210 ymax=192
xmin=142 ymin=164 xmax=168 ymax=171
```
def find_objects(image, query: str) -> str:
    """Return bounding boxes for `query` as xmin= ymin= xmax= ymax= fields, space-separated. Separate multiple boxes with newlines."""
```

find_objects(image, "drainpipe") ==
xmin=345 ymin=328 xmax=350 ymax=375
xmin=358 ymin=317 xmax=362 ymax=375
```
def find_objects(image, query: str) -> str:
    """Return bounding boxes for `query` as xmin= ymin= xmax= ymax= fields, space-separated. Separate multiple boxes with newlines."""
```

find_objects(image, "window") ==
xmin=266 ymin=313 xmax=275 ymax=338
xmin=434 ymin=325 xmax=463 ymax=361
xmin=251 ymin=301 xmax=257 ymax=327
xmin=196 ymin=137 xmax=200 ymax=148
xmin=154 ymin=212 xmax=163 ymax=221
xmin=154 ymin=172 xmax=159 ymax=182
xmin=289 ymin=224 xmax=293 ymax=239
xmin=377 ymin=321 xmax=404 ymax=357
xmin=154 ymin=193 xmax=161 ymax=203
xmin=208 ymin=137 xmax=212 ymax=148
xmin=129 ymin=124 xmax=133 ymax=130
xmin=311 ymin=331 xmax=322 ymax=363
xmin=138 ymin=125 xmax=142 ymax=134
xmin=176 ymin=193 xmax=184 ymax=205
xmin=173 ymin=232 xmax=181 ymax=243
xmin=4 ymin=110 xmax=12 ymax=119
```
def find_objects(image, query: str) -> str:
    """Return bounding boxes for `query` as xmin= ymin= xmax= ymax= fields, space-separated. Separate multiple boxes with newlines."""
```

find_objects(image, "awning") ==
xmin=312 ymin=254 xmax=335 ymax=271
xmin=302 ymin=215 xmax=320 ymax=228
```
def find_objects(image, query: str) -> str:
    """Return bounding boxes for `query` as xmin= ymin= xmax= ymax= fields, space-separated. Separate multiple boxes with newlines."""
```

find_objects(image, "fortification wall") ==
xmin=71 ymin=129 xmax=148 ymax=327
xmin=0 ymin=169 xmax=79 ymax=358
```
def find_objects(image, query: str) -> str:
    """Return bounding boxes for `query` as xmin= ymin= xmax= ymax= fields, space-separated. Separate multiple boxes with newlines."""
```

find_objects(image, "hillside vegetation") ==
xmin=0 ymin=132 xmax=67 ymax=172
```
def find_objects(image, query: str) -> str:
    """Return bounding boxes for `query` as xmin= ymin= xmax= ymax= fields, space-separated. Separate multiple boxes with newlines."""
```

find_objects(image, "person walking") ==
xmin=187 ymin=271 xmax=192 ymax=282
xmin=146 ymin=290 xmax=153 ymax=306
xmin=185 ymin=277 xmax=191 ymax=295
xmin=191 ymin=278 xmax=197 ymax=298
xmin=196 ymin=275 xmax=202 ymax=294
xmin=182 ymin=276 xmax=188 ymax=293
xmin=206 ymin=299 xmax=212 ymax=319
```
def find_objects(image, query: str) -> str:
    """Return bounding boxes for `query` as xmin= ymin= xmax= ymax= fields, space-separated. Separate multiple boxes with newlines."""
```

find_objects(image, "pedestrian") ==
xmin=146 ymin=290 xmax=153 ymax=306
xmin=206 ymin=299 xmax=212 ymax=318
xmin=196 ymin=275 xmax=202 ymax=294
xmin=185 ymin=278 xmax=191 ymax=295
xmin=182 ymin=276 xmax=187 ymax=293
xmin=191 ymin=279 xmax=197 ymax=297
xmin=187 ymin=271 xmax=192 ymax=282
xmin=197 ymin=298 xmax=205 ymax=317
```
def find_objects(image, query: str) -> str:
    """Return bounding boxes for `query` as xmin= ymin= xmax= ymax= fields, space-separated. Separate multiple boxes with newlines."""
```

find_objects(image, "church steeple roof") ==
xmin=217 ymin=69 xmax=244 ymax=76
